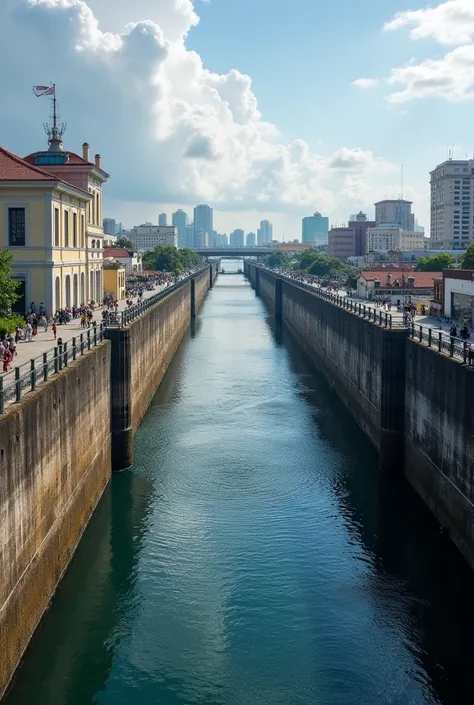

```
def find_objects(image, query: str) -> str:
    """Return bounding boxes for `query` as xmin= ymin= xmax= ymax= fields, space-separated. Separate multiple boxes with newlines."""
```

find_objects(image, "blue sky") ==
xmin=1 ymin=0 xmax=474 ymax=238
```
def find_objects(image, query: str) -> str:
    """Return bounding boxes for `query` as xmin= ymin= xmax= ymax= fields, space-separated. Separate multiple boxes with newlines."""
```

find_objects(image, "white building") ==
xmin=366 ymin=226 xmax=425 ymax=253
xmin=129 ymin=224 xmax=178 ymax=251
xmin=103 ymin=247 xmax=142 ymax=274
xmin=430 ymin=158 xmax=474 ymax=249
xmin=375 ymin=199 xmax=414 ymax=231
xmin=443 ymin=271 xmax=474 ymax=321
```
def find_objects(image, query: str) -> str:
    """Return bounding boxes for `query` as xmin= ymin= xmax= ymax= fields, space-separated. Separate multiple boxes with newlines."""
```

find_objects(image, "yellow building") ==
xmin=0 ymin=129 xmax=109 ymax=314
xmin=103 ymin=260 xmax=126 ymax=301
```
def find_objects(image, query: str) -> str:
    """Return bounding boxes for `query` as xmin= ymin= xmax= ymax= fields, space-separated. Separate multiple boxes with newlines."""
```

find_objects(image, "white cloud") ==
xmin=0 ymin=0 xmax=397 ymax=225
xmin=384 ymin=0 xmax=474 ymax=46
xmin=352 ymin=78 xmax=379 ymax=89
xmin=357 ymin=0 xmax=474 ymax=103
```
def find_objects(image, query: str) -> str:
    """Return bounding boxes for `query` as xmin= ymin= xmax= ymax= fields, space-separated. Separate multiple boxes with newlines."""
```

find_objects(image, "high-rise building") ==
xmin=103 ymin=218 xmax=116 ymax=235
xmin=430 ymin=159 xmax=474 ymax=249
xmin=328 ymin=227 xmax=356 ymax=259
xmin=172 ymin=209 xmax=189 ymax=247
xmin=129 ymin=224 xmax=178 ymax=250
xmin=230 ymin=229 xmax=244 ymax=247
xmin=215 ymin=233 xmax=228 ymax=247
xmin=158 ymin=212 xmax=167 ymax=226
xmin=302 ymin=212 xmax=329 ymax=245
xmin=257 ymin=220 xmax=273 ymax=244
xmin=194 ymin=204 xmax=213 ymax=248
xmin=246 ymin=232 xmax=256 ymax=247
xmin=366 ymin=226 xmax=425 ymax=253
xmin=348 ymin=211 xmax=376 ymax=256
xmin=375 ymin=200 xmax=414 ymax=230
xmin=183 ymin=224 xmax=195 ymax=248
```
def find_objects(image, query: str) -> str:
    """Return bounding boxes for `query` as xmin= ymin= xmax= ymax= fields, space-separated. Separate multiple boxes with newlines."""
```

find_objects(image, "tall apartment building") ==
xmin=430 ymin=159 xmax=474 ymax=249
xmin=158 ymin=212 xmax=167 ymax=226
xmin=302 ymin=212 xmax=329 ymax=245
xmin=103 ymin=218 xmax=116 ymax=235
xmin=328 ymin=227 xmax=355 ymax=259
xmin=246 ymin=232 xmax=256 ymax=247
xmin=172 ymin=209 xmax=189 ymax=247
xmin=230 ymin=229 xmax=244 ymax=247
xmin=257 ymin=220 xmax=273 ymax=244
xmin=348 ymin=211 xmax=375 ymax=256
xmin=194 ymin=204 xmax=213 ymax=247
xmin=375 ymin=200 xmax=414 ymax=230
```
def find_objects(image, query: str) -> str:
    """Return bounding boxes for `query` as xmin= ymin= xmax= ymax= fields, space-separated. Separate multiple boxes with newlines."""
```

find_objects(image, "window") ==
xmin=81 ymin=214 xmax=85 ymax=247
xmin=73 ymin=212 xmax=77 ymax=248
xmin=8 ymin=207 xmax=26 ymax=246
xmin=96 ymin=193 xmax=100 ymax=224
xmin=64 ymin=211 xmax=69 ymax=247
xmin=54 ymin=208 xmax=60 ymax=246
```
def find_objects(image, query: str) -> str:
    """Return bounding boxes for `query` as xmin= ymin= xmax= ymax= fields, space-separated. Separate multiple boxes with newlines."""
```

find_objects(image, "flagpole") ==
xmin=51 ymin=83 xmax=57 ymax=134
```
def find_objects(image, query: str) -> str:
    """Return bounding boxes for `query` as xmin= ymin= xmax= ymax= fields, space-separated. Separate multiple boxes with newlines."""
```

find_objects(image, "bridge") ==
xmin=190 ymin=246 xmax=276 ymax=257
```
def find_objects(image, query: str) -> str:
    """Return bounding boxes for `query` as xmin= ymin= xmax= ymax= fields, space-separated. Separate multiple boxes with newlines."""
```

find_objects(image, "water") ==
xmin=6 ymin=260 xmax=474 ymax=705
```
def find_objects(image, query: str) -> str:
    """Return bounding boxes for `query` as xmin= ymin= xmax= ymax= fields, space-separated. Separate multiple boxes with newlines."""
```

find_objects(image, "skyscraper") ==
xmin=172 ymin=209 xmax=189 ymax=247
xmin=374 ymin=200 xmax=413 ymax=230
xmin=103 ymin=218 xmax=116 ymax=235
xmin=194 ymin=204 xmax=213 ymax=247
xmin=246 ymin=232 xmax=256 ymax=247
xmin=257 ymin=220 xmax=273 ymax=244
xmin=430 ymin=159 xmax=474 ymax=249
xmin=158 ymin=212 xmax=167 ymax=226
xmin=302 ymin=212 xmax=329 ymax=245
xmin=230 ymin=229 xmax=244 ymax=247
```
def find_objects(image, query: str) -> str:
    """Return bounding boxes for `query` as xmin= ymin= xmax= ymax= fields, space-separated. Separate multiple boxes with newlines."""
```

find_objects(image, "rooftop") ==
xmin=0 ymin=145 xmax=58 ymax=182
xmin=358 ymin=271 xmax=438 ymax=288
xmin=24 ymin=150 xmax=93 ymax=167
xmin=104 ymin=247 xmax=137 ymax=258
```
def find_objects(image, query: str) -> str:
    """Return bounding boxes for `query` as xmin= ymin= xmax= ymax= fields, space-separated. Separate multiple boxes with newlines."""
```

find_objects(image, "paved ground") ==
xmin=1 ymin=283 xmax=169 ymax=383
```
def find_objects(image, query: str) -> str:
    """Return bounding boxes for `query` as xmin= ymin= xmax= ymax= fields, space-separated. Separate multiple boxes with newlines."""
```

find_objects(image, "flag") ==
xmin=33 ymin=85 xmax=55 ymax=97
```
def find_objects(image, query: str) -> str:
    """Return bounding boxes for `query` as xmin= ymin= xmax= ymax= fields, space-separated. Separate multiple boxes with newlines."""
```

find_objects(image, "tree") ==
xmin=263 ymin=251 xmax=290 ymax=268
xmin=0 ymin=248 xmax=20 ymax=314
xmin=461 ymin=243 xmax=474 ymax=270
xmin=115 ymin=236 xmax=133 ymax=249
xmin=142 ymin=246 xmax=202 ymax=275
xmin=415 ymin=253 xmax=455 ymax=272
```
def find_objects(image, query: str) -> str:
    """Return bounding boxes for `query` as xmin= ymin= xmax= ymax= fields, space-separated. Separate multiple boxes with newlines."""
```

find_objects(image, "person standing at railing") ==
xmin=2 ymin=347 xmax=12 ymax=373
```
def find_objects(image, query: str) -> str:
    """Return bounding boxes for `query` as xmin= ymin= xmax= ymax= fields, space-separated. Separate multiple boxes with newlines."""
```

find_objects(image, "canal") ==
xmin=6 ymin=261 xmax=474 ymax=705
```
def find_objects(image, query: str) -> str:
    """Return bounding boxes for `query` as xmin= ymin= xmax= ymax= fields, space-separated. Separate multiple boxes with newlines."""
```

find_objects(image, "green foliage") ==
xmin=263 ymin=251 xmax=290 ymax=268
xmin=115 ymin=236 xmax=133 ymax=249
xmin=415 ymin=253 xmax=455 ymax=272
xmin=0 ymin=248 xmax=20 ymax=314
xmin=142 ymin=246 xmax=202 ymax=276
xmin=461 ymin=243 xmax=474 ymax=270
xmin=295 ymin=250 xmax=350 ymax=278
xmin=0 ymin=314 xmax=24 ymax=337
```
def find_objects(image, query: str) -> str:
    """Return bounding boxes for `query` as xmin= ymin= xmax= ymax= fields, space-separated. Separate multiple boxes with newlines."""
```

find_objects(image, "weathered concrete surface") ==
xmin=258 ymin=268 xmax=276 ymax=313
xmin=129 ymin=268 xmax=210 ymax=431
xmin=404 ymin=340 xmax=474 ymax=567
xmin=280 ymin=277 xmax=406 ymax=469
xmin=0 ymin=342 xmax=112 ymax=698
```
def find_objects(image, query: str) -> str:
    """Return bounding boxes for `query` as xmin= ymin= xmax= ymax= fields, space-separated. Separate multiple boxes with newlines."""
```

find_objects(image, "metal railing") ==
xmin=409 ymin=323 xmax=474 ymax=365
xmin=0 ymin=323 xmax=106 ymax=414
xmin=104 ymin=268 xmax=208 ymax=328
xmin=275 ymin=272 xmax=397 ymax=329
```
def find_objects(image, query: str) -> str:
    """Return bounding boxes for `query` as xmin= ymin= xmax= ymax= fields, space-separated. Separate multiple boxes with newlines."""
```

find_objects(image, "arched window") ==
xmin=55 ymin=276 xmax=61 ymax=311
xmin=89 ymin=271 xmax=94 ymax=303
xmin=96 ymin=193 xmax=100 ymax=224
xmin=73 ymin=273 xmax=78 ymax=306
xmin=91 ymin=239 xmax=95 ymax=249
xmin=80 ymin=272 xmax=85 ymax=305
xmin=65 ymin=275 xmax=71 ymax=308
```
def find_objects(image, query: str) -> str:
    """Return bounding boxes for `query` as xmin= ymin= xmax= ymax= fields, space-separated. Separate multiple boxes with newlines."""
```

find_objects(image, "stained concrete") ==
xmin=0 ymin=342 xmax=112 ymax=698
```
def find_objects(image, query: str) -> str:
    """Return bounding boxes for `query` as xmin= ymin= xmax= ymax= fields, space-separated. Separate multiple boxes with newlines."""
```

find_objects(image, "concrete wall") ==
xmin=280 ymin=278 xmax=406 ymax=468
xmin=0 ymin=342 xmax=112 ymax=697
xmin=404 ymin=340 xmax=474 ymax=566
xmin=258 ymin=268 xmax=276 ymax=313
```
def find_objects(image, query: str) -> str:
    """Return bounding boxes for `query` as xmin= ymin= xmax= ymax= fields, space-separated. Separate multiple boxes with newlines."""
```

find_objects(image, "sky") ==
xmin=1 ymin=0 xmax=474 ymax=239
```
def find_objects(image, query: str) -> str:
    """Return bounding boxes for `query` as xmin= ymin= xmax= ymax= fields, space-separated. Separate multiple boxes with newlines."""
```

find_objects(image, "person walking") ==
xmin=52 ymin=321 xmax=57 ymax=341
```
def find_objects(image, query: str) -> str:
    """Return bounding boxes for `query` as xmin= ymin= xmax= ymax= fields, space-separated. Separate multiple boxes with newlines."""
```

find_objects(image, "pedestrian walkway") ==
xmin=1 ymin=284 xmax=168 ymax=383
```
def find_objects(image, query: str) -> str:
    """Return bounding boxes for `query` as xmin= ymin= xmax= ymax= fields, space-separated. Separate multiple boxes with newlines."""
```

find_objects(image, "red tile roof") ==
xmin=23 ymin=150 xmax=92 ymax=166
xmin=0 ymin=145 xmax=58 ymax=181
xmin=359 ymin=270 xmax=437 ymax=288
xmin=104 ymin=247 xmax=137 ymax=258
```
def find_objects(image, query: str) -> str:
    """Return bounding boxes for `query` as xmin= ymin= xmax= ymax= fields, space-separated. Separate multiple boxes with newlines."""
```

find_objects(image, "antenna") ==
xmin=43 ymin=84 xmax=67 ymax=151
xmin=400 ymin=164 xmax=404 ymax=201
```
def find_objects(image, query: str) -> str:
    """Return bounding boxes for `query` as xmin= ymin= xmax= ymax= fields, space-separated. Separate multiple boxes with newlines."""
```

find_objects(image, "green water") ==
xmin=5 ymin=263 xmax=474 ymax=705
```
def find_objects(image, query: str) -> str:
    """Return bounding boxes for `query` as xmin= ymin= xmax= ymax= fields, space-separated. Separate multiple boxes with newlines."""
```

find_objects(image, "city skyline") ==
xmin=2 ymin=0 xmax=468 ymax=239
